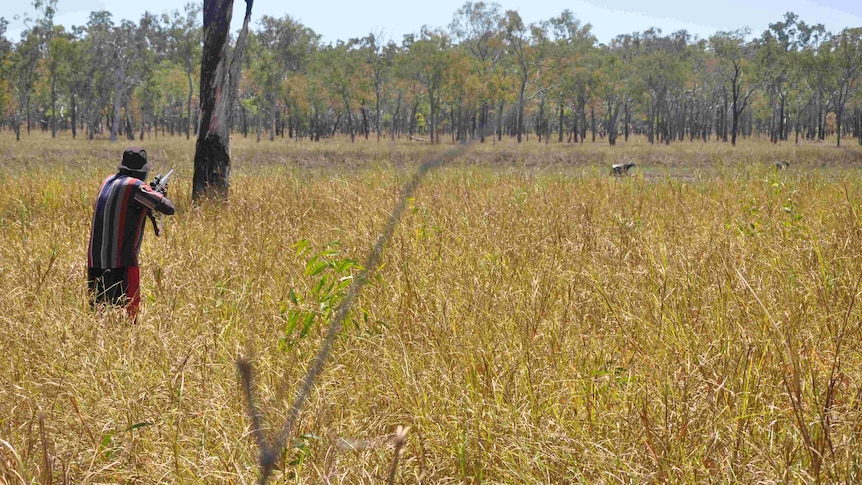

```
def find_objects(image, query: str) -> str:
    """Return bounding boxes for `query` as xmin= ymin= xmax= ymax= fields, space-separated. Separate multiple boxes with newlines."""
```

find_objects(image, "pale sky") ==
xmin=3 ymin=0 xmax=861 ymax=45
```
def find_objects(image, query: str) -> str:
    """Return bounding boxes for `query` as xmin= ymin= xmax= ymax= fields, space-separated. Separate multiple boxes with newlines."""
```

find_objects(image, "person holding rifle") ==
xmin=87 ymin=147 xmax=175 ymax=321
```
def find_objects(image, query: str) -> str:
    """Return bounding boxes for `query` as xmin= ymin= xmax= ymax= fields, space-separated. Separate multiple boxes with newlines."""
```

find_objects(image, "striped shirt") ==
xmin=88 ymin=174 xmax=173 ymax=269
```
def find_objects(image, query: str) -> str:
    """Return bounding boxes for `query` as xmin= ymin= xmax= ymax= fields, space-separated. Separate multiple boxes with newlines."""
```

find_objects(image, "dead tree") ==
xmin=192 ymin=0 xmax=253 ymax=201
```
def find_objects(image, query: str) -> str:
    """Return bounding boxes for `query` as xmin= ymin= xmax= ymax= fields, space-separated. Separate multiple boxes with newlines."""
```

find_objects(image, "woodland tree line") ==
xmin=1 ymin=0 xmax=862 ymax=146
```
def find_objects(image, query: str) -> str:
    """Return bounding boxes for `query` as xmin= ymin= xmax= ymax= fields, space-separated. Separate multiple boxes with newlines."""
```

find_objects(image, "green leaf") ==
xmin=292 ymin=239 xmax=310 ymax=256
xmin=126 ymin=421 xmax=154 ymax=432
xmin=285 ymin=309 xmax=300 ymax=336
xmin=306 ymin=260 xmax=329 ymax=277
xmin=100 ymin=432 xmax=114 ymax=450
xmin=334 ymin=258 xmax=359 ymax=273
xmin=299 ymin=313 xmax=315 ymax=337
xmin=312 ymin=276 xmax=328 ymax=296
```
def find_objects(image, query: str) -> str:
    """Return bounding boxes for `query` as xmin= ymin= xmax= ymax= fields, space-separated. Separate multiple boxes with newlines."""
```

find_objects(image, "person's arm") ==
xmin=134 ymin=184 xmax=176 ymax=215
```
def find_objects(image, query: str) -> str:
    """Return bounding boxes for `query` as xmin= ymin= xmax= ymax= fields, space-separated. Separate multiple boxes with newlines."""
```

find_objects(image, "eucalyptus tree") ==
xmin=31 ymin=0 xmax=62 ymax=136
xmin=529 ymin=23 xmax=556 ymax=142
xmin=10 ymin=24 xmax=45 ymax=139
xmin=685 ymin=38 xmax=718 ymax=141
xmin=755 ymin=13 xmax=800 ymax=143
xmin=318 ymin=39 xmax=365 ymax=141
xmin=390 ymin=43 xmax=424 ymax=138
xmin=134 ymin=64 xmax=161 ymax=138
xmin=594 ymin=41 xmax=630 ymax=145
xmin=105 ymin=16 xmax=154 ymax=141
xmin=192 ymin=0 xmax=253 ymax=201
xmin=0 ymin=18 xmax=13 ymax=126
xmin=710 ymin=29 xmax=760 ymax=145
xmin=449 ymin=1 xmax=505 ymax=141
xmin=300 ymin=52 xmax=334 ymax=140
xmin=442 ymin=43 xmax=480 ymax=142
xmin=403 ymin=28 xmax=451 ymax=143
xmin=72 ymin=12 xmax=112 ymax=138
xmin=794 ymin=21 xmax=830 ymax=140
xmin=540 ymin=9 xmax=594 ymax=143
xmin=636 ymin=29 xmax=689 ymax=144
xmin=360 ymin=31 xmax=394 ymax=141
xmin=163 ymin=3 xmax=202 ymax=139
xmin=47 ymin=26 xmax=79 ymax=134
xmin=279 ymin=69 xmax=313 ymax=139
xmin=829 ymin=28 xmax=861 ymax=146
xmin=244 ymin=32 xmax=269 ymax=140
xmin=502 ymin=10 xmax=543 ymax=143
xmin=0 ymin=18 xmax=10 ymax=66
xmin=252 ymin=15 xmax=317 ymax=141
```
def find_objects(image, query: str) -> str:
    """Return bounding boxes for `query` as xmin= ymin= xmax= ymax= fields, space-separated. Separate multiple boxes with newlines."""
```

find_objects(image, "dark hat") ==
xmin=118 ymin=147 xmax=153 ymax=172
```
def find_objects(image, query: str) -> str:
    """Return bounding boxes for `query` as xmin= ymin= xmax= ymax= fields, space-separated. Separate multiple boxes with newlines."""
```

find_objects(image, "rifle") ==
xmin=147 ymin=169 xmax=174 ymax=237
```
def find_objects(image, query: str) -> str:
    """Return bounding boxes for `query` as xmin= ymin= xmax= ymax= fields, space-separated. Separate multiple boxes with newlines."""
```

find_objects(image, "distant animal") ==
xmin=610 ymin=163 xmax=637 ymax=176
xmin=774 ymin=160 xmax=791 ymax=170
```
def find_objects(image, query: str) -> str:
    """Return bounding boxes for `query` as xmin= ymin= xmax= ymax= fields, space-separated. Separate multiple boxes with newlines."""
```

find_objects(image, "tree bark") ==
xmin=187 ymin=72 xmax=194 ymax=140
xmin=109 ymin=66 xmax=125 ymax=142
xmin=71 ymin=93 xmax=77 ymax=139
xmin=497 ymin=99 xmax=504 ymax=142
xmin=558 ymin=103 xmax=564 ymax=143
xmin=192 ymin=0 xmax=254 ymax=202
xmin=51 ymin=74 xmax=57 ymax=138
xmin=516 ymin=80 xmax=525 ymax=143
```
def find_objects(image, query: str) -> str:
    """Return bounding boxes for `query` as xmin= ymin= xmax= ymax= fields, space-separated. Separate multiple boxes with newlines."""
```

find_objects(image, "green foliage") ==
xmin=278 ymin=240 xmax=366 ymax=350
xmin=3 ymin=2 xmax=862 ymax=145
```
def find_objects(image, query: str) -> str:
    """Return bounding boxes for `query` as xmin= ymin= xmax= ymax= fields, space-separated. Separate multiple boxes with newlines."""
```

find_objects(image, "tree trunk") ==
xmin=558 ymin=102 xmax=564 ymax=143
xmin=361 ymin=106 xmax=369 ymax=140
xmin=731 ymin=92 xmax=739 ymax=147
xmin=192 ymin=0 xmax=254 ymax=202
xmin=779 ymin=95 xmax=786 ymax=141
xmin=110 ymin=66 xmax=125 ymax=142
xmin=51 ymin=74 xmax=57 ymax=138
xmin=837 ymin=105 xmax=843 ymax=147
xmin=647 ymin=101 xmax=656 ymax=145
xmin=392 ymin=93 xmax=401 ymax=140
xmin=429 ymin=93 xmax=436 ymax=144
xmin=269 ymin=95 xmax=276 ymax=141
xmin=497 ymin=99 xmax=504 ymax=142
xmin=480 ymin=103 xmax=487 ymax=143
xmin=451 ymin=108 xmax=456 ymax=143
xmin=624 ymin=100 xmax=630 ymax=142
xmin=375 ymin=91 xmax=381 ymax=142
xmin=516 ymin=81 xmax=525 ymax=143
xmin=187 ymin=71 xmax=194 ymax=140
xmin=126 ymin=109 xmax=135 ymax=140
xmin=71 ymin=93 xmax=77 ymax=139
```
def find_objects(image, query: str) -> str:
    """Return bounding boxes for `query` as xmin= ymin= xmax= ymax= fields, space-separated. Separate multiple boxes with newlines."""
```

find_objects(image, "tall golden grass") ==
xmin=2 ymin=132 xmax=862 ymax=483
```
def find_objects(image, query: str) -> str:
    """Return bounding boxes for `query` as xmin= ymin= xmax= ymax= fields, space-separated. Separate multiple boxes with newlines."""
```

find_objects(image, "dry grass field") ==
xmin=2 ymin=132 xmax=862 ymax=483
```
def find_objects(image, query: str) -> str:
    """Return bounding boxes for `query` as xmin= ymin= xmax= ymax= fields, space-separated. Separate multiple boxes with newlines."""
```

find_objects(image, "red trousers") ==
xmin=88 ymin=266 xmax=141 ymax=321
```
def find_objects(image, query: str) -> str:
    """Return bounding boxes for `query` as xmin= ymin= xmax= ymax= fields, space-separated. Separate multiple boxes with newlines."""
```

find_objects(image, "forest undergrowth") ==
xmin=2 ymin=132 xmax=862 ymax=483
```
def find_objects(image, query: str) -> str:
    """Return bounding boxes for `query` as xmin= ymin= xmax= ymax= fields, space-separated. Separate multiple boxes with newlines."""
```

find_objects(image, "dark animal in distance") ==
xmin=610 ymin=163 xmax=637 ymax=176
xmin=774 ymin=160 xmax=791 ymax=170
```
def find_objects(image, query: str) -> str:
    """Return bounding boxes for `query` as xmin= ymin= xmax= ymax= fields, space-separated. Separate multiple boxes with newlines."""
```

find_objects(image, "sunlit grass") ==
xmin=2 ymin=131 xmax=862 ymax=483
